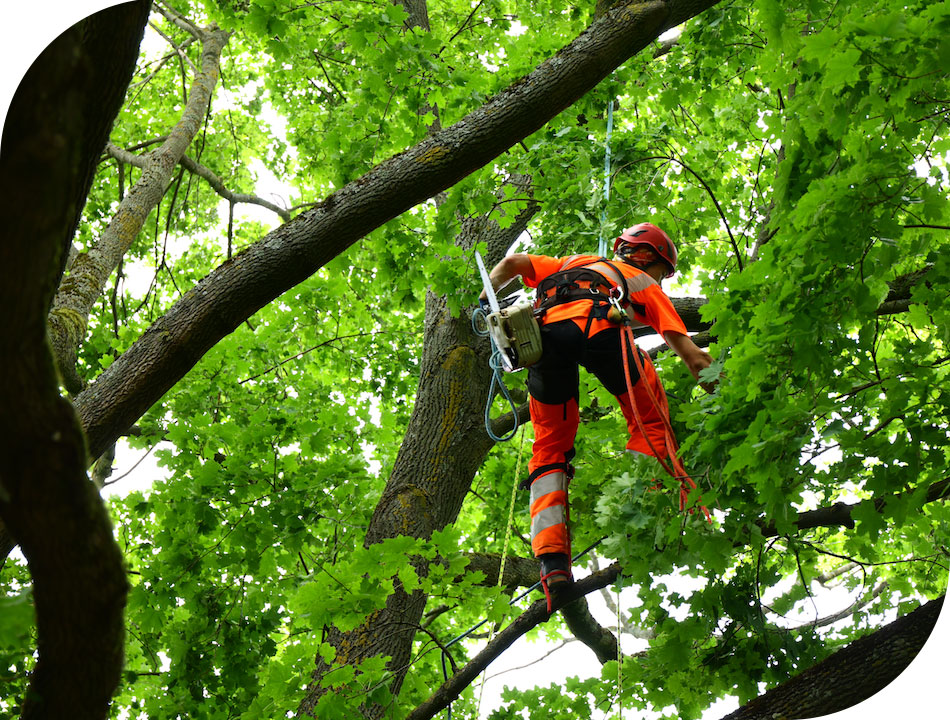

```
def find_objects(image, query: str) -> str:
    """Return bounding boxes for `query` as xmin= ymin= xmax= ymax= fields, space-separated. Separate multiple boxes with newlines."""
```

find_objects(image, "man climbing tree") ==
xmin=480 ymin=222 xmax=715 ymax=610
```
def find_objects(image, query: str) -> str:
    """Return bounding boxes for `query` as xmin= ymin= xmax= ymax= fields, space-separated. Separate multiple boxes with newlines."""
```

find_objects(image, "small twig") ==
xmin=311 ymin=51 xmax=346 ymax=101
xmin=238 ymin=331 xmax=386 ymax=384
xmin=482 ymin=639 xmax=575 ymax=681
xmin=102 ymin=443 xmax=158 ymax=487
xmin=147 ymin=20 xmax=198 ymax=73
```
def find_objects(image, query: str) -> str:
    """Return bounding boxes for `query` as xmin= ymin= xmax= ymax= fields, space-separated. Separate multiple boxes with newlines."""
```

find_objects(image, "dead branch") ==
xmin=104 ymin=142 xmax=291 ymax=222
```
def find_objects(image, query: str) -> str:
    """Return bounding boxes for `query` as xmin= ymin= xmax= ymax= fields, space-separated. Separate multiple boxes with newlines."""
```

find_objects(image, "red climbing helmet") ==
xmin=613 ymin=223 xmax=677 ymax=278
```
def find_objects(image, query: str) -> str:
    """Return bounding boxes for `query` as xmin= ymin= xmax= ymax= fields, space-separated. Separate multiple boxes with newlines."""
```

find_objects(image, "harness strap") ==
xmin=535 ymin=257 xmax=629 ymax=317
xmin=597 ymin=258 xmax=629 ymax=305
xmin=524 ymin=461 xmax=574 ymax=490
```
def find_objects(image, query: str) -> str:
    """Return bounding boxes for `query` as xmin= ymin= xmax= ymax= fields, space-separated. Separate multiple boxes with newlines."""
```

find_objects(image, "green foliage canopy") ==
xmin=1 ymin=0 xmax=948 ymax=718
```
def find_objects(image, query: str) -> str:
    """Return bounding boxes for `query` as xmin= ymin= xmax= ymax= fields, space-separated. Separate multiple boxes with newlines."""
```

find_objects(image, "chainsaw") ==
xmin=475 ymin=252 xmax=543 ymax=372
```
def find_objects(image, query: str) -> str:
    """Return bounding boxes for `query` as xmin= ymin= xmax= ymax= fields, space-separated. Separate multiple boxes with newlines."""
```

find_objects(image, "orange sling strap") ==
xmin=618 ymin=318 xmax=712 ymax=522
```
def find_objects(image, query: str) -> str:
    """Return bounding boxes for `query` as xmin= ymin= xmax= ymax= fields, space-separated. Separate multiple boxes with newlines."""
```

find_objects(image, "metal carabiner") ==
xmin=608 ymin=286 xmax=625 ymax=311
xmin=607 ymin=286 xmax=627 ymax=325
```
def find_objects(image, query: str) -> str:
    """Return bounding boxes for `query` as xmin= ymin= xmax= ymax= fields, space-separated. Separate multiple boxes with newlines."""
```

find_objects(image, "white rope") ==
xmin=617 ymin=573 xmax=623 ymax=720
xmin=476 ymin=425 xmax=527 ymax=717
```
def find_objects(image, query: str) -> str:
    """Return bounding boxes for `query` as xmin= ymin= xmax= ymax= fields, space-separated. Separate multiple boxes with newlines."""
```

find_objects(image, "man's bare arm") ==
xmin=479 ymin=253 xmax=534 ymax=300
xmin=662 ymin=330 xmax=716 ymax=393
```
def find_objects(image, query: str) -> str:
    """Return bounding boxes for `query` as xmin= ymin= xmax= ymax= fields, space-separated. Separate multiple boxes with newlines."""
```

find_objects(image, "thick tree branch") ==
xmin=0 ymin=3 xmax=150 ymax=717
xmin=719 ymin=596 xmax=944 ymax=720
xmin=462 ymin=555 xmax=643 ymax=664
xmin=560 ymin=596 xmax=621 ymax=664
xmin=464 ymin=552 xmax=538 ymax=590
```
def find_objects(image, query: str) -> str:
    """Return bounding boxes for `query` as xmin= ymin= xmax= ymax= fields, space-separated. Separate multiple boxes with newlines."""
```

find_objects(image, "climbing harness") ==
xmin=535 ymin=257 xmax=627 ymax=311
xmin=534 ymin=256 xmax=632 ymax=335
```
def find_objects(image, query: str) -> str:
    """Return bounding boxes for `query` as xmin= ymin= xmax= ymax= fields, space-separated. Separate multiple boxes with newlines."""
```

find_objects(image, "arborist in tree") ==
xmin=480 ymin=223 xmax=715 ymax=611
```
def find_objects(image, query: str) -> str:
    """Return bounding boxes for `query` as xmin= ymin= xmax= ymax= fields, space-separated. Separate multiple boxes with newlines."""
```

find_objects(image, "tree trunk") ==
xmin=0 ymin=3 xmax=150 ymax=718
xmin=298 ymin=191 xmax=537 ymax=718
xmin=719 ymin=596 xmax=945 ymax=720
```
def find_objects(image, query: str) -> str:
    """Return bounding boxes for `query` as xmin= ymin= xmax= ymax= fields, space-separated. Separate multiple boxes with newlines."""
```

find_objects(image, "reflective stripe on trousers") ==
xmin=529 ymin=470 xmax=570 ymax=558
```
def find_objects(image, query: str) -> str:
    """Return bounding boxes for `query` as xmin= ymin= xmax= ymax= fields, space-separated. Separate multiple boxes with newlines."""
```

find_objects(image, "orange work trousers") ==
xmin=525 ymin=320 xmax=673 ymax=559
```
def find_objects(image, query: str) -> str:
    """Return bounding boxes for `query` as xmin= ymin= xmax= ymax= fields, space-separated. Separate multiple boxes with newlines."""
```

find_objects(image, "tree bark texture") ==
xmin=48 ymin=23 xmax=231 ymax=393
xmin=719 ymin=596 xmax=945 ymax=720
xmin=395 ymin=0 xmax=431 ymax=32
xmin=298 ymin=191 xmax=539 ymax=717
xmin=73 ymin=0 xmax=724 ymax=465
xmin=0 ymin=3 xmax=150 ymax=718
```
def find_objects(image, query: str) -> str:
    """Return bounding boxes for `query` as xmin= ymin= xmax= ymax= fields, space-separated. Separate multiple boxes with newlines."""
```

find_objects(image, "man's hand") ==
xmin=662 ymin=331 xmax=717 ymax=394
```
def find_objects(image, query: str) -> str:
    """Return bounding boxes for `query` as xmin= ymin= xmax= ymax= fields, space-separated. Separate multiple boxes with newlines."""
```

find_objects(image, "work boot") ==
xmin=538 ymin=552 xmax=572 ymax=614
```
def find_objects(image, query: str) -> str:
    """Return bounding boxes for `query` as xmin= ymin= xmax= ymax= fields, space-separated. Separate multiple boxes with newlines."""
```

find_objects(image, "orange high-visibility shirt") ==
xmin=521 ymin=254 xmax=688 ymax=338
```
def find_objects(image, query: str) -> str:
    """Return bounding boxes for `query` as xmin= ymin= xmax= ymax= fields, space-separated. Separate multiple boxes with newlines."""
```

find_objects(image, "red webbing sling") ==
xmin=618 ymin=319 xmax=712 ymax=523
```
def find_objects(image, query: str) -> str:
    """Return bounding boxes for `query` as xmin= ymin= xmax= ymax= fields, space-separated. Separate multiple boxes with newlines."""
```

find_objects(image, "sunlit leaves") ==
xmin=2 ymin=0 xmax=947 ymax=717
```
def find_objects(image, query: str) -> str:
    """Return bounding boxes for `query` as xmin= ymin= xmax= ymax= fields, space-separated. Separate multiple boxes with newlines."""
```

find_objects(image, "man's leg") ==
xmin=526 ymin=322 xmax=583 ymax=607
xmin=614 ymin=349 xmax=670 ymax=458
xmin=616 ymin=354 xmax=702 ymax=510
xmin=583 ymin=327 xmax=668 ymax=458
xmin=527 ymin=395 xmax=578 ymax=568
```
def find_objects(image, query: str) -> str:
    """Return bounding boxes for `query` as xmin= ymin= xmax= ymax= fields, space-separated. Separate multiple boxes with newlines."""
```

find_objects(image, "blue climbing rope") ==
xmin=597 ymin=99 xmax=615 ymax=258
xmin=472 ymin=307 xmax=521 ymax=442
